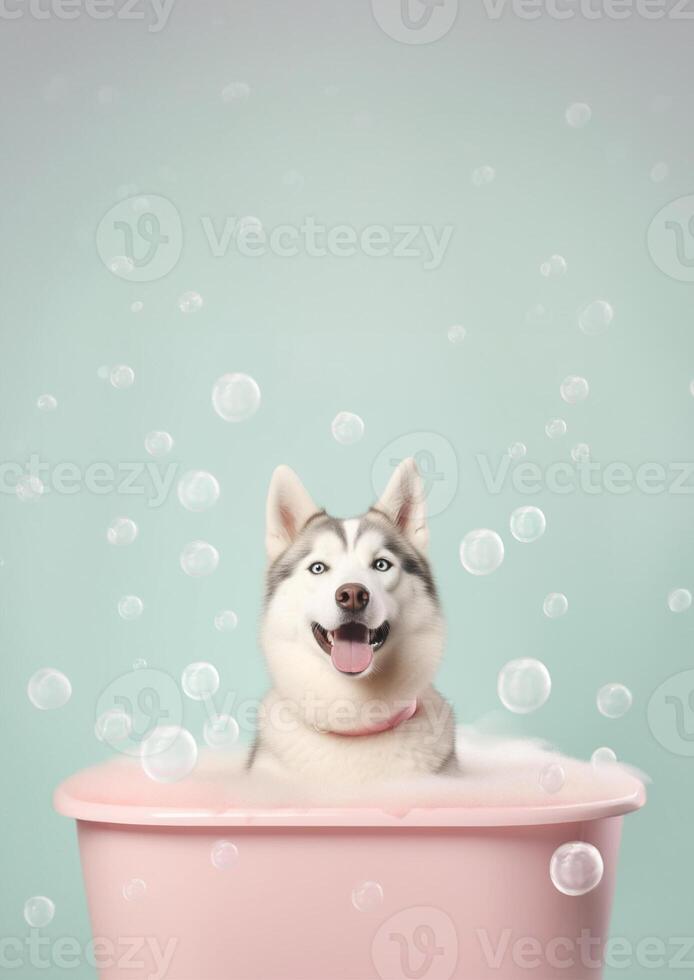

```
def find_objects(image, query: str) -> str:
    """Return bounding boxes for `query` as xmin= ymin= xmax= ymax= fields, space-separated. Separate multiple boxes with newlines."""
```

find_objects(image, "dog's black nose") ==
xmin=335 ymin=583 xmax=370 ymax=611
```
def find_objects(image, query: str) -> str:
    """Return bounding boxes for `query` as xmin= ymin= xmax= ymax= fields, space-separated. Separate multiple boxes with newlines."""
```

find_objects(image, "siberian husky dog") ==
xmin=248 ymin=458 xmax=457 ymax=784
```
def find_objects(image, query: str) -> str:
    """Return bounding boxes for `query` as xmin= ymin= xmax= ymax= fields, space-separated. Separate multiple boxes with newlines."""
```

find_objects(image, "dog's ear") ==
xmin=266 ymin=465 xmax=321 ymax=561
xmin=374 ymin=457 xmax=429 ymax=552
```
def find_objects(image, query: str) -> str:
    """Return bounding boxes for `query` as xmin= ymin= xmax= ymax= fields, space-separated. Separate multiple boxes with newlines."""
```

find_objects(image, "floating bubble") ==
xmin=110 ymin=365 xmax=135 ymax=389
xmin=95 ymin=707 xmax=133 ymax=744
xmin=540 ymin=254 xmax=567 ymax=278
xmin=180 ymin=540 xmax=219 ymax=577
xmin=144 ymin=430 xmax=174 ymax=457
xmin=545 ymin=418 xmax=567 ymax=439
xmin=508 ymin=442 xmax=527 ymax=461
xmin=107 ymin=517 xmax=138 ymax=546
xmin=510 ymin=506 xmax=546 ymax=543
xmin=27 ymin=669 xmax=72 ymax=710
xmin=550 ymin=842 xmax=604 ymax=896
xmin=24 ymin=896 xmax=55 ymax=928
xmin=591 ymin=747 xmax=617 ymax=767
xmin=214 ymin=610 xmax=238 ymax=632
xmin=178 ymin=291 xmax=203 ymax=313
xmin=560 ymin=375 xmax=589 ymax=405
xmin=565 ymin=102 xmax=592 ymax=128
xmin=498 ymin=658 xmax=551 ymax=714
xmin=579 ymin=300 xmax=613 ymax=336
xmin=140 ymin=725 xmax=198 ymax=782
xmin=331 ymin=411 xmax=365 ymax=446
xmin=352 ymin=881 xmax=384 ymax=912
xmin=459 ymin=529 xmax=505 ymax=576
xmin=543 ymin=592 xmax=568 ymax=619
xmin=471 ymin=165 xmax=495 ymax=186
xmin=667 ymin=588 xmax=692 ymax=613
xmin=526 ymin=303 xmax=551 ymax=326
xmin=211 ymin=840 xmax=239 ymax=869
xmin=118 ymin=595 xmax=144 ymax=620
xmin=122 ymin=878 xmax=147 ymax=901
xmin=204 ymin=714 xmax=240 ymax=749
xmin=689 ymin=380 xmax=694 ymax=398
xmin=16 ymin=475 xmax=44 ymax=502
xmin=539 ymin=762 xmax=566 ymax=794
xmin=650 ymin=161 xmax=669 ymax=183
xmin=130 ymin=300 xmax=144 ymax=313
xmin=571 ymin=443 xmax=591 ymax=463
xmin=237 ymin=215 xmax=264 ymax=239
xmin=212 ymin=373 xmax=261 ymax=423
xmin=132 ymin=658 xmax=147 ymax=671
xmin=181 ymin=662 xmax=220 ymax=701
xmin=596 ymin=683 xmax=633 ymax=719
xmin=109 ymin=256 xmax=134 ymax=276
xmin=177 ymin=470 xmax=220 ymax=512
xmin=221 ymin=81 xmax=251 ymax=102
xmin=37 ymin=394 xmax=57 ymax=413
xmin=447 ymin=324 xmax=466 ymax=344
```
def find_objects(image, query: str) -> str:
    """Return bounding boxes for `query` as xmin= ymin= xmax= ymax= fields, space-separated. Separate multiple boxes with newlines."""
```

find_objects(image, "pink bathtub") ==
xmin=54 ymin=754 xmax=645 ymax=980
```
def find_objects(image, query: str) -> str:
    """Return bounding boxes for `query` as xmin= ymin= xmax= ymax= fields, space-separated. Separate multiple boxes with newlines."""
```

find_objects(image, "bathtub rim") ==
xmin=53 ymin=777 xmax=646 ymax=829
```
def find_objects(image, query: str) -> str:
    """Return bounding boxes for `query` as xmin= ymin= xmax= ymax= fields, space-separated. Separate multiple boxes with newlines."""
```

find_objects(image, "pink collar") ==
xmin=323 ymin=699 xmax=418 ymax=737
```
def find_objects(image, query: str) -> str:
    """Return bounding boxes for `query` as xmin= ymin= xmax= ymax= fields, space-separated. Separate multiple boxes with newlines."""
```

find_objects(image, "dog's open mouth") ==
xmin=311 ymin=620 xmax=390 ymax=674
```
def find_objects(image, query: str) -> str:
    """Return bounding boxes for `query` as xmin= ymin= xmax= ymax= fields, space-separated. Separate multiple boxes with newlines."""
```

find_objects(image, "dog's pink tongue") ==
xmin=331 ymin=624 xmax=373 ymax=674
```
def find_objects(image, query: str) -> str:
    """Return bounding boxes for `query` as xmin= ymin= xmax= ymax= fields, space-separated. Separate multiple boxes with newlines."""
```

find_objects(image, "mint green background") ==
xmin=1 ymin=2 xmax=693 ymax=976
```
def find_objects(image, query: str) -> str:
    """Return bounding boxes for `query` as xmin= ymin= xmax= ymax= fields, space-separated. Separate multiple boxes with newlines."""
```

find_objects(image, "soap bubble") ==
xmin=565 ymin=102 xmax=592 ymax=128
xmin=510 ymin=506 xmax=546 ymax=543
xmin=667 ymin=588 xmax=692 ymax=613
xmin=107 ymin=517 xmax=138 ymax=546
xmin=689 ymin=380 xmax=694 ymax=398
xmin=237 ymin=215 xmax=264 ymax=239
xmin=37 ymin=393 xmax=57 ymax=413
xmin=132 ymin=658 xmax=147 ymax=670
xmin=122 ymin=878 xmax=147 ymax=901
xmin=508 ymin=442 xmax=527 ymax=461
xmin=526 ymin=302 xmax=551 ymax=326
xmin=545 ymin=418 xmax=567 ymax=439
xmin=180 ymin=540 xmax=219 ymax=577
xmin=214 ymin=610 xmax=238 ymax=632
xmin=560 ymin=375 xmax=589 ymax=405
xmin=211 ymin=840 xmax=239 ymax=869
xmin=221 ymin=81 xmax=251 ymax=102
xmin=130 ymin=300 xmax=144 ymax=313
xmin=110 ymin=365 xmax=135 ymax=389
xmin=16 ymin=475 xmax=44 ymax=502
xmin=27 ymin=669 xmax=72 ymax=710
xmin=571 ymin=443 xmax=591 ymax=463
xmin=650 ymin=161 xmax=669 ymax=183
xmin=591 ymin=747 xmax=617 ymax=767
xmin=212 ymin=373 xmax=261 ymax=422
xmin=498 ymin=659 xmax=551 ymax=714
xmin=579 ymin=300 xmax=613 ymax=336
xmin=596 ymin=683 xmax=632 ymax=719
xmin=352 ymin=881 xmax=384 ymax=912
xmin=118 ymin=595 xmax=144 ymax=620
xmin=540 ymin=254 xmax=567 ymax=278
xmin=471 ymin=165 xmax=495 ymax=186
xmin=177 ymin=470 xmax=220 ymax=512
xmin=109 ymin=255 xmax=134 ymax=276
xmin=24 ymin=896 xmax=55 ymax=927
xmin=539 ymin=763 xmax=566 ymax=794
xmin=550 ymin=842 xmax=604 ymax=896
xmin=204 ymin=714 xmax=240 ymax=749
xmin=95 ymin=708 xmax=132 ymax=745
xmin=141 ymin=725 xmax=198 ymax=782
xmin=178 ymin=291 xmax=203 ymax=313
xmin=144 ymin=431 xmax=174 ymax=457
xmin=181 ymin=662 xmax=220 ymax=701
xmin=459 ymin=529 xmax=505 ymax=575
xmin=543 ymin=592 xmax=568 ymax=619
xmin=331 ymin=411 xmax=365 ymax=445
xmin=447 ymin=324 xmax=466 ymax=344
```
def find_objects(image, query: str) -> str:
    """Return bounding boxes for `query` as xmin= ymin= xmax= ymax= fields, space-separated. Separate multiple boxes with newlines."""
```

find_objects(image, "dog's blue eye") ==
xmin=309 ymin=562 xmax=327 ymax=575
xmin=373 ymin=558 xmax=392 ymax=572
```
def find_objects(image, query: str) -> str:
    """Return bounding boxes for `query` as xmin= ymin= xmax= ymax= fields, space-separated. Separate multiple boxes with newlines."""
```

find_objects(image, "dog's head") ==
xmin=261 ymin=459 xmax=445 ymax=707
